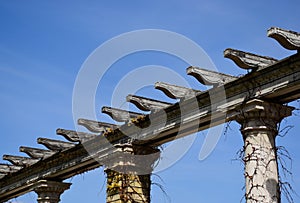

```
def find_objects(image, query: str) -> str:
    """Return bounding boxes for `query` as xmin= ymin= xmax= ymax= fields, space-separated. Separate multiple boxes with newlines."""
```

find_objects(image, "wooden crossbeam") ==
xmin=19 ymin=146 xmax=56 ymax=159
xmin=78 ymin=118 xmax=118 ymax=133
xmin=56 ymin=128 xmax=97 ymax=143
xmin=126 ymin=94 xmax=172 ymax=112
xmin=102 ymin=106 xmax=143 ymax=122
xmin=155 ymin=82 xmax=201 ymax=100
xmin=3 ymin=155 xmax=39 ymax=167
xmin=268 ymin=27 xmax=300 ymax=50
xmin=224 ymin=48 xmax=278 ymax=70
xmin=0 ymin=164 xmax=22 ymax=174
xmin=186 ymin=66 xmax=238 ymax=87
xmin=37 ymin=138 xmax=76 ymax=151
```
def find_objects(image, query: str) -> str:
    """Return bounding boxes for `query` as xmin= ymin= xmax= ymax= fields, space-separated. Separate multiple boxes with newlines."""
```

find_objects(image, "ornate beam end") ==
xmin=268 ymin=27 xmax=300 ymax=50
xmin=126 ymin=94 xmax=172 ymax=112
xmin=37 ymin=137 xmax=76 ymax=151
xmin=19 ymin=146 xmax=56 ymax=159
xmin=56 ymin=128 xmax=97 ymax=143
xmin=3 ymin=155 xmax=39 ymax=167
xmin=155 ymin=82 xmax=200 ymax=100
xmin=224 ymin=48 xmax=278 ymax=70
xmin=102 ymin=106 xmax=143 ymax=122
xmin=187 ymin=66 xmax=237 ymax=87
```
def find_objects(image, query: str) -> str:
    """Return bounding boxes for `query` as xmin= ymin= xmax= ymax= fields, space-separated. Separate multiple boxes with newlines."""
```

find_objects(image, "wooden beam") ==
xmin=56 ymin=128 xmax=97 ymax=143
xmin=37 ymin=138 xmax=76 ymax=151
xmin=155 ymin=82 xmax=201 ymax=100
xmin=78 ymin=118 xmax=118 ymax=133
xmin=126 ymin=94 xmax=172 ymax=112
xmin=3 ymin=155 xmax=39 ymax=167
xmin=186 ymin=66 xmax=238 ymax=87
xmin=19 ymin=146 xmax=56 ymax=159
xmin=224 ymin=48 xmax=278 ymax=70
xmin=268 ymin=27 xmax=300 ymax=50
xmin=102 ymin=106 xmax=144 ymax=122
xmin=0 ymin=164 xmax=22 ymax=174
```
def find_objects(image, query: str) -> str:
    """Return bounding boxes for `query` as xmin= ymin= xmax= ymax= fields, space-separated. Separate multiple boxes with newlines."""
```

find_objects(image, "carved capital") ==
xmin=104 ymin=143 xmax=160 ymax=175
xmin=227 ymin=99 xmax=294 ymax=136
xmin=32 ymin=180 xmax=71 ymax=203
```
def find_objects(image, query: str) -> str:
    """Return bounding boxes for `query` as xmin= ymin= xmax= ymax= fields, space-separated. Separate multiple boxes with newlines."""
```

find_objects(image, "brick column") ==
xmin=229 ymin=99 xmax=294 ymax=203
xmin=32 ymin=180 xmax=71 ymax=203
xmin=104 ymin=144 xmax=160 ymax=203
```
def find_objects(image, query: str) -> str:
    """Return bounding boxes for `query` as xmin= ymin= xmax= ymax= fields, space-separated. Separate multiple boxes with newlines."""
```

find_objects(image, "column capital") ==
xmin=104 ymin=143 xmax=160 ymax=175
xmin=32 ymin=180 xmax=71 ymax=203
xmin=227 ymin=99 xmax=294 ymax=135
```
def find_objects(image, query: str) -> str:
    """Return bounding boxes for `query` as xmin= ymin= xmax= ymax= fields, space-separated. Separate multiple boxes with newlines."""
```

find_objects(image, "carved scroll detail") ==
xmin=19 ymin=146 xmax=56 ymax=159
xmin=126 ymin=95 xmax=172 ymax=112
xmin=155 ymin=82 xmax=201 ymax=100
xmin=187 ymin=66 xmax=237 ymax=87
xmin=56 ymin=128 xmax=97 ymax=143
xmin=224 ymin=48 xmax=278 ymax=70
xmin=102 ymin=106 xmax=144 ymax=122
xmin=268 ymin=27 xmax=300 ymax=50
xmin=78 ymin=118 xmax=118 ymax=133
xmin=37 ymin=138 xmax=75 ymax=151
xmin=3 ymin=155 xmax=39 ymax=167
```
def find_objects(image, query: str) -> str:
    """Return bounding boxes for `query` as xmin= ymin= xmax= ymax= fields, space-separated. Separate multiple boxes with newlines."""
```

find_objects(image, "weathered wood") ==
xmin=155 ymin=82 xmax=201 ymax=100
xmin=78 ymin=118 xmax=118 ymax=133
xmin=56 ymin=128 xmax=97 ymax=143
xmin=3 ymin=155 xmax=39 ymax=167
xmin=0 ymin=164 xmax=22 ymax=174
xmin=126 ymin=94 xmax=172 ymax=112
xmin=186 ymin=66 xmax=238 ymax=87
xmin=268 ymin=27 xmax=300 ymax=50
xmin=37 ymin=138 xmax=76 ymax=151
xmin=19 ymin=146 xmax=56 ymax=159
xmin=224 ymin=48 xmax=278 ymax=70
xmin=102 ymin=106 xmax=143 ymax=122
xmin=0 ymin=174 xmax=5 ymax=179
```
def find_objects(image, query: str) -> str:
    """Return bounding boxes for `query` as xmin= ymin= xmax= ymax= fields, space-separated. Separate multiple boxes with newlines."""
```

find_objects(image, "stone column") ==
xmin=229 ymin=99 xmax=294 ymax=203
xmin=104 ymin=144 xmax=160 ymax=203
xmin=32 ymin=180 xmax=71 ymax=203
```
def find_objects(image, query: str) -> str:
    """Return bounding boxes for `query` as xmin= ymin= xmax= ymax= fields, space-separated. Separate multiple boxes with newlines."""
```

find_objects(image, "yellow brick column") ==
xmin=105 ymin=144 xmax=160 ymax=203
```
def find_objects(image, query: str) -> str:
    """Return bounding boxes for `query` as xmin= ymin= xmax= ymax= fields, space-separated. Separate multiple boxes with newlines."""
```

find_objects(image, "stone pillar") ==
xmin=104 ymin=144 xmax=160 ymax=203
xmin=32 ymin=180 xmax=71 ymax=203
xmin=229 ymin=99 xmax=294 ymax=203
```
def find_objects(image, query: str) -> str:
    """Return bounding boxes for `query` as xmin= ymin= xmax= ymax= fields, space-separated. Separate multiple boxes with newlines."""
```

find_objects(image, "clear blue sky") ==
xmin=0 ymin=1 xmax=300 ymax=202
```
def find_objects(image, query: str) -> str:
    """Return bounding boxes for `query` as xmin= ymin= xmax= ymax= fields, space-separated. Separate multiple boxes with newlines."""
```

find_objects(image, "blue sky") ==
xmin=0 ymin=1 xmax=300 ymax=202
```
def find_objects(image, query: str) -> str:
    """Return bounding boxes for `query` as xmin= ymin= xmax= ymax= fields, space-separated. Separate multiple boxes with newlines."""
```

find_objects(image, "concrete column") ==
xmin=32 ymin=180 xmax=71 ymax=203
xmin=230 ymin=99 xmax=294 ymax=203
xmin=104 ymin=144 xmax=160 ymax=203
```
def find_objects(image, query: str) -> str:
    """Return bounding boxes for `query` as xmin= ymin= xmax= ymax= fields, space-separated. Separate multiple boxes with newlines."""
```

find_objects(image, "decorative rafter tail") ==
xmin=126 ymin=94 xmax=172 ymax=112
xmin=56 ymin=128 xmax=97 ymax=143
xmin=155 ymin=82 xmax=201 ymax=100
xmin=37 ymin=138 xmax=76 ymax=151
xmin=186 ymin=66 xmax=237 ymax=87
xmin=101 ymin=106 xmax=144 ymax=122
xmin=224 ymin=48 xmax=278 ymax=70
xmin=3 ymin=155 xmax=39 ymax=167
xmin=78 ymin=118 xmax=118 ymax=133
xmin=19 ymin=146 xmax=56 ymax=159
xmin=268 ymin=27 xmax=300 ymax=50
xmin=0 ymin=164 xmax=22 ymax=174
